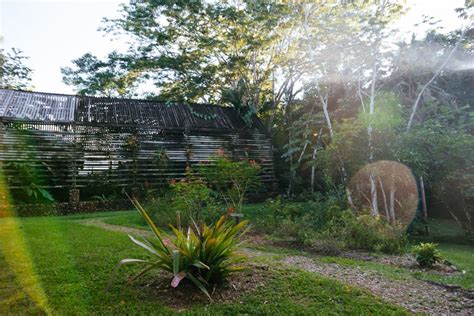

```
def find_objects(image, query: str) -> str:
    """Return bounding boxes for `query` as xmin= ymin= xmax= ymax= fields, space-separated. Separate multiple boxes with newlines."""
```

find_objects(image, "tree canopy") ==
xmin=61 ymin=0 xmax=474 ymax=232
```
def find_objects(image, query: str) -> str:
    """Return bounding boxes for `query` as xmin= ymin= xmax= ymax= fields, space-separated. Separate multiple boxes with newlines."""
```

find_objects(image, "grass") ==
xmin=101 ymin=203 xmax=267 ymax=230
xmin=101 ymin=210 xmax=146 ymax=229
xmin=418 ymin=243 xmax=474 ymax=289
xmin=0 ymin=213 xmax=407 ymax=314
xmin=3 ymin=203 xmax=471 ymax=314
xmin=71 ymin=206 xmax=474 ymax=292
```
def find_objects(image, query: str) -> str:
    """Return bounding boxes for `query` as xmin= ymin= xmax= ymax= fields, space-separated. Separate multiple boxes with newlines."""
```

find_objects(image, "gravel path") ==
xmin=282 ymin=255 xmax=474 ymax=314
xmin=77 ymin=218 xmax=474 ymax=314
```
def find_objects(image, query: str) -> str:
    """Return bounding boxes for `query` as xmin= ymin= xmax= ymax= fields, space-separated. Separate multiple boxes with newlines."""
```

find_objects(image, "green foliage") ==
xmin=254 ymin=195 xmax=408 ymax=255
xmin=63 ymin=1 xmax=292 ymax=104
xmin=142 ymin=170 xmax=222 ymax=228
xmin=411 ymin=242 xmax=444 ymax=268
xmin=168 ymin=169 xmax=221 ymax=225
xmin=109 ymin=197 xmax=248 ymax=299
xmin=3 ymin=160 xmax=55 ymax=204
xmin=254 ymin=195 xmax=346 ymax=244
xmin=0 ymin=47 xmax=33 ymax=90
xmin=199 ymin=155 xmax=261 ymax=212
xmin=221 ymin=78 xmax=258 ymax=126
xmin=325 ymin=211 xmax=409 ymax=254
xmin=61 ymin=52 xmax=140 ymax=97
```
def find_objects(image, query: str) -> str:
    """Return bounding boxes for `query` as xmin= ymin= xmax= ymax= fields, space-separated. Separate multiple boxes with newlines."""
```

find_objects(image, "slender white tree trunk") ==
xmin=420 ymin=176 xmax=428 ymax=219
xmin=389 ymin=187 xmax=396 ymax=222
xmin=367 ymin=58 xmax=378 ymax=215
xmin=310 ymin=128 xmax=323 ymax=194
xmin=367 ymin=58 xmax=377 ymax=162
xmin=369 ymin=174 xmax=379 ymax=216
xmin=379 ymin=178 xmax=390 ymax=221
xmin=311 ymin=146 xmax=317 ymax=194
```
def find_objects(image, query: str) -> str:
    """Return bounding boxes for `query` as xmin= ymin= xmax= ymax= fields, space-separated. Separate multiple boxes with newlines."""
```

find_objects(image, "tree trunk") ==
xmin=420 ymin=176 xmax=428 ymax=220
xmin=369 ymin=174 xmax=379 ymax=216
xmin=310 ymin=128 xmax=322 ymax=194
xmin=311 ymin=147 xmax=317 ymax=195
xmin=389 ymin=187 xmax=396 ymax=222
xmin=379 ymin=178 xmax=390 ymax=222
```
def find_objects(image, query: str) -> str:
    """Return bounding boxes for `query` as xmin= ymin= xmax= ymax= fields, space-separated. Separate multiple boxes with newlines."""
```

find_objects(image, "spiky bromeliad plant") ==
xmin=107 ymin=196 xmax=248 ymax=299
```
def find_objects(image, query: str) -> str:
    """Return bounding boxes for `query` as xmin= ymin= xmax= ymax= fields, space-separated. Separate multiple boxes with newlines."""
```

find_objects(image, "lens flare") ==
xmin=348 ymin=160 xmax=418 ymax=225
xmin=0 ymin=163 xmax=51 ymax=314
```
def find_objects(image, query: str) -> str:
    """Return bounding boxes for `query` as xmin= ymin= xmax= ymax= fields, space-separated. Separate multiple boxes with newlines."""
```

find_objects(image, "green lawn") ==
xmin=0 ymin=214 xmax=407 ymax=315
xmin=95 ymin=207 xmax=474 ymax=291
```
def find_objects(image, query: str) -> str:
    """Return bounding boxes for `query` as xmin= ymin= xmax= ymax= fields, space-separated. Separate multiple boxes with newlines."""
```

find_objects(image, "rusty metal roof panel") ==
xmin=0 ymin=89 xmax=265 ymax=131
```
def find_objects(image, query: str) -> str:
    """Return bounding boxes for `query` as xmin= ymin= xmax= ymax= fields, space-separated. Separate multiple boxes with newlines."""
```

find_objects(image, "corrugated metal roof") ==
xmin=0 ymin=89 xmax=77 ymax=121
xmin=0 ymin=89 xmax=264 ymax=131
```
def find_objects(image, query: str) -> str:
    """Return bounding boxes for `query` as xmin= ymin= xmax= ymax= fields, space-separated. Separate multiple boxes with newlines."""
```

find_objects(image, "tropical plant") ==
xmin=108 ymin=195 xmax=248 ymax=300
xmin=411 ymin=242 xmax=444 ymax=268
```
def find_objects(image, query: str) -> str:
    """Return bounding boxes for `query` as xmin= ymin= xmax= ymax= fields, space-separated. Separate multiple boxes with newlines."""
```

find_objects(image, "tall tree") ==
xmin=62 ymin=1 xmax=294 ymax=106
xmin=0 ymin=47 xmax=33 ymax=90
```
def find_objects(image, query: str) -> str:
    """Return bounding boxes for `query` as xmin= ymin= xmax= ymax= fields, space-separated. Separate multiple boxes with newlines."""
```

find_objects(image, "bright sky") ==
xmin=0 ymin=0 xmax=466 ymax=94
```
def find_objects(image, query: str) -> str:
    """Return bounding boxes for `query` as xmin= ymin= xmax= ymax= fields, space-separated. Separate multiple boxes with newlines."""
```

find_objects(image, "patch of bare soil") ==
xmin=135 ymin=263 xmax=270 ymax=310
xmin=244 ymin=230 xmax=271 ymax=246
xmin=282 ymin=255 xmax=474 ymax=314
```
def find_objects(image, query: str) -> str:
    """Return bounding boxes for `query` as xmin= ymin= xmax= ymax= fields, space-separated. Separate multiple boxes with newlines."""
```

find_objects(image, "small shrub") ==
xmin=411 ymin=242 xmax=444 ymax=268
xmin=169 ymin=169 xmax=221 ymax=224
xmin=4 ymin=161 xmax=55 ymax=204
xmin=254 ymin=197 xmax=304 ymax=239
xmin=108 ymin=196 xmax=248 ymax=300
xmin=254 ymin=195 xmax=345 ymax=244
xmin=199 ymin=154 xmax=261 ymax=212
xmin=145 ymin=169 xmax=222 ymax=227
xmin=325 ymin=211 xmax=408 ymax=254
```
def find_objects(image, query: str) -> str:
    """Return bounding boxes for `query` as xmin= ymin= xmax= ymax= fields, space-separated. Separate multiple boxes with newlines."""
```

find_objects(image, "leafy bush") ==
xmin=199 ymin=154 xmax=261 ymax=212
xmin=254 ymin=195 xmax=345 ymax=244
xmin=411 ymin=242 xmax=444 ymax=268
xmin=144 ymin=169 xmax=222 ymax=227
xmin=253 ymin=195 xmax=407 ymax=254
xmin=108 ymin=196 xmax=248 ymax=299
xmin=169 ymin=169 xmax=221 ymax=224
xmin=325 ymin=211 xmax=408 ymax=254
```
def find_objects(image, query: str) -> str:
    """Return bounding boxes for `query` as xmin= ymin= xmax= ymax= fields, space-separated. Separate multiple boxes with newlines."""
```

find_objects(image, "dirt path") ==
xmin=282 ymin=255 xmax=473 ymax=314
xmin=78 ymin=218 xmax=152 ymax=238
xmin=77 ymin=218 xmax=473 ymax=314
